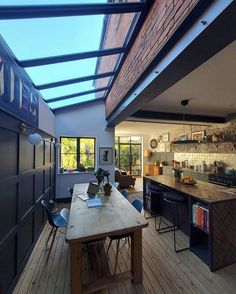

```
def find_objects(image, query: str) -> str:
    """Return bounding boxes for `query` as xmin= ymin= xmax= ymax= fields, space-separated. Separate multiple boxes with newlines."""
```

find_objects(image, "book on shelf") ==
xmin=192 ymin=203 xmax=209 ymax=232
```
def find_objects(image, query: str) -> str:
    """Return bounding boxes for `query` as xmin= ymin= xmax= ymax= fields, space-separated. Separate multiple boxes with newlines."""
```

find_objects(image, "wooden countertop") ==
xmin=145 ymin=175 xmax=236 ymax=203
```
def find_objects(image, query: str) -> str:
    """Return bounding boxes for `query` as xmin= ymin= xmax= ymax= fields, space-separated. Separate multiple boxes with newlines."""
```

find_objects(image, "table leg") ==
xmin=131 ymin=229 xmax=142 ymax=284
xmin=70 ymin=241 xmax=82 ymax=294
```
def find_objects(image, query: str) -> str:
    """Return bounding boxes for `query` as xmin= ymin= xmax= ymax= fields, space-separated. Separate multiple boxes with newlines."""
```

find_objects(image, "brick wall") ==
xmin=103 ymin=0 xmax=200 ymax=118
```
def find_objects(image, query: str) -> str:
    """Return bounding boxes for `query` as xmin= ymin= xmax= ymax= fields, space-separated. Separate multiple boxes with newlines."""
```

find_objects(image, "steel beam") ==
xmin=130 ymin=111 xmax=226 ymax=124
xmin=19 ymin=47 xmax=125 ymax=67
xmin=51 ymin=97 xmax=105 ymax=112
xmin=0 ymin=3 xmax=145 ymax=19
xmin=36 ymin=71 xmax=115 ymax=90
xmin=45 ymin=87 xmax=109 ymax=103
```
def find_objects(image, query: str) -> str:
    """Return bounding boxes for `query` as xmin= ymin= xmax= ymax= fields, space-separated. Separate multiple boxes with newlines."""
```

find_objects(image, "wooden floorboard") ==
xmin=13 ymin=211 xmax=236 ymax=294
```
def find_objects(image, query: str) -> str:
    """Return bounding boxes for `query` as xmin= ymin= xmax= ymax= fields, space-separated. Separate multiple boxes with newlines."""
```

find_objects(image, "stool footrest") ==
xmin=175 ymin=247 xmax=189 ymax=253
xmin=157 ymin=225 xmax=178 ymax=234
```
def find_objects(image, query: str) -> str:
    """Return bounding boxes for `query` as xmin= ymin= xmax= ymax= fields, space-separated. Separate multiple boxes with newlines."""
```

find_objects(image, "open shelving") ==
xmin=190 ymin=199 xmax=211 ymax=267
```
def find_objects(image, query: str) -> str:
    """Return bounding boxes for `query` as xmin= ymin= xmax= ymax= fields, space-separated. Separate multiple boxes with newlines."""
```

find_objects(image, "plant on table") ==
xmin=94 ymin=168 xmax=111 ymax=195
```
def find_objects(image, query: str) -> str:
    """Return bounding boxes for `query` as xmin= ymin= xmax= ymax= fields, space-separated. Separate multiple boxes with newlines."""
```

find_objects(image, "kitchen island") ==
xmin=144 ymin=175 xmax=236 ymax=271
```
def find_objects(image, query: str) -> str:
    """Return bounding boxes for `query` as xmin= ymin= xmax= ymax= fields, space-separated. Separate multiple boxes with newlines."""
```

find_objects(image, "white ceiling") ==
xmin=142 ymin=40 xmax=236 ymax=117
xmin=115 ymin=120 xmax=183 ymax=135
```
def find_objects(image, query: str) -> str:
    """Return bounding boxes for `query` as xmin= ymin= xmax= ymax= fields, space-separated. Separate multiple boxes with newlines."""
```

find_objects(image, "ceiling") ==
xmin=138 ymin=40 xmax=236 ymax=118
xmin=116 ymin=120 xmax=183 ymax=135
xmin=0 ymin=1 xmax=153 ymax=111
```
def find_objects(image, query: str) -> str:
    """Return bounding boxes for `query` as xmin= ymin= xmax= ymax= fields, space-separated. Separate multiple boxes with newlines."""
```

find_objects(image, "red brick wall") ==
xmin=104 ymin=0 xmax=200 ymax=118
xmin=95 ymin=11 xmax=135 ymax=96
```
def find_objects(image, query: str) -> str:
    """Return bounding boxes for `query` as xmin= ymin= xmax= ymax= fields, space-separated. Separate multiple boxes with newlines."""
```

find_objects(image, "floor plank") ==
xmin=13 ymin=210 xmax=236 ymax=294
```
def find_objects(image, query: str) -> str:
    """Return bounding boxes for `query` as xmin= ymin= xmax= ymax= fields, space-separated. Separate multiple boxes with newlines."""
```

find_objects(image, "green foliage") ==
xmin=60 ymin=137 xmax=95 ymax=170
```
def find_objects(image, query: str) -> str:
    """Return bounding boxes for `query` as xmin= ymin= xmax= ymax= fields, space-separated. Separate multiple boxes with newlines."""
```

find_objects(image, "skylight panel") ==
xmin=0 ymin=1 xmax=145 ymax=107
xmin=24 ymin=54 xmax=119 ymax=85
xmin=48 ymin=90 xmax=105 ymax=110
xmin=0 ymin=15 xmax=104 ymax=60
xmin=41 ymin=77 xmax=110 ymax=100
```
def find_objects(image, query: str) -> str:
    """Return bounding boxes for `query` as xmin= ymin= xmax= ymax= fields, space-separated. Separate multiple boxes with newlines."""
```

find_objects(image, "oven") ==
xmin=209 ymin=174 xmax=236 ymax=188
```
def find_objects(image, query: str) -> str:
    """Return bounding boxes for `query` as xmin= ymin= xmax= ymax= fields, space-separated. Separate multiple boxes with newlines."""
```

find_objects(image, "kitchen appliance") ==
xmin=209 ymin=174 xmax=236 ymax=187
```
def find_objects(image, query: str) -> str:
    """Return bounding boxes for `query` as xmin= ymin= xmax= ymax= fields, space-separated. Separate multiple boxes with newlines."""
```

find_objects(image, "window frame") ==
xmin=60 ymin=136 xmax=96 ymax=171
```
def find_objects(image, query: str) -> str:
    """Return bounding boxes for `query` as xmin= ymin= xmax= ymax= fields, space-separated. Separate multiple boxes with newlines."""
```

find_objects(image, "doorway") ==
xmin=115 ymin=136 xmax=142 ymax=176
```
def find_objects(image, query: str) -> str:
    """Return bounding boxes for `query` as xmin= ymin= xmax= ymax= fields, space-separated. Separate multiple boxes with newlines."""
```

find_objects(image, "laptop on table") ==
xmin=87 ymin=182 xmax=98 ymax=197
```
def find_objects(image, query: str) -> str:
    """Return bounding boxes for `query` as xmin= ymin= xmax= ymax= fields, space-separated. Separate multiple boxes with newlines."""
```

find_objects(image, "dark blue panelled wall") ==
xmin=0 ymin=110 xmax=55 ymax=293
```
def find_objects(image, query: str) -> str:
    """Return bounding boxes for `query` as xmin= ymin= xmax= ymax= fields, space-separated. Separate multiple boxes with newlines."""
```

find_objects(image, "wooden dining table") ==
xmin=66 ymin=183 xmax=148 ymax=294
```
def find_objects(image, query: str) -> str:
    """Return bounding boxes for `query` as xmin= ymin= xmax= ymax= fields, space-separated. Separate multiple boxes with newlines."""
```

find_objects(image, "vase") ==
xmin=175 ymin=175 xmax=181 ymax=182
xmin=104 ymin=184 xmax=111 ymax=196
xmin=97 ymin=182 xmax=104 ymax=197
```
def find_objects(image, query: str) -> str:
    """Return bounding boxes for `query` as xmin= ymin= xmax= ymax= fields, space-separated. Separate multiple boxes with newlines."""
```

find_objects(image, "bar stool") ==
xmin=157 ymin=191 xmax=189 ymax=253
xmin=144 ymin=185 xmax=164 ymax=219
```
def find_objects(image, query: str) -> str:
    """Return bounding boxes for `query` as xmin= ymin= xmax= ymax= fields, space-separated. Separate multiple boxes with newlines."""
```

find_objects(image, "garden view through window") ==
xmin=60 ymin=137 xmax=95 ymax=171
xmin=115 ymin=136 xmax=142 ymax=176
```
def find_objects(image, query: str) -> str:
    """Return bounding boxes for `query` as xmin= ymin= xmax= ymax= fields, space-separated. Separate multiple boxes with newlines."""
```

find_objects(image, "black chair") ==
xmin=157 ymin=191 xmax=189 ymax=253
xmin=144 ymin=185 xmax=165 ymax=219
xmin=107 ymin=198 xmax=143 ymax=274
xmin=41 ymin=200 xmax=69 ymax=259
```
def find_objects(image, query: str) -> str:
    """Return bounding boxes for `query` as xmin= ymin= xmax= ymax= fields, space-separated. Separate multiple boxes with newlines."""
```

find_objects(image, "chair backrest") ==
xmin=68 ymin=187 xmax=73 ymax=197
xmin=112 ymin=182 xmax=119 ymax=189
xmin=121 ymin=189 xmax=129 ymax=199
xmin=41 ymin=200 xmax=56 ymax=227
xmin=163 ymin=191 xmax=186 ymax=203
xmin=131 ymin=198 xmax=143 ymax=213
xmin=115 ymin=169 xmax=121 ymax=181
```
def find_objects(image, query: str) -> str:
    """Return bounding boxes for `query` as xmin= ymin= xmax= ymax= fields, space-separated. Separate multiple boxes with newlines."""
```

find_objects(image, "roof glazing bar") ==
xmin=0 ymin=3 xmax=145 ymax=19
xmin=36 ymin=71 xmax=115 ymax=90
xmin=51 ymin=97 xmax=105 ymax=112
xmin=45 ymin=86 xmax=109 ymax=103
xmin=19 ymin=47 xmax=125 ymax=67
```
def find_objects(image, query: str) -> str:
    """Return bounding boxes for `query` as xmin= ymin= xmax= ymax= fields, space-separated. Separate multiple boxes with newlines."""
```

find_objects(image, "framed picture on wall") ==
xmin=162 ymin=133 xmax=170 ymax=142
xmin=191 ymin=131 xmax=205 ymax=141
xmin=99 ymin=147 xmax=113 ymax=165
xmin=179 ymin=134 xmax=188 ymax=141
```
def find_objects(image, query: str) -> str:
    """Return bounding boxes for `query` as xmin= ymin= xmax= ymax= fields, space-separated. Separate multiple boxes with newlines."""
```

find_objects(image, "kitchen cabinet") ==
xmin=146 ymin=164 xmax=162 ymax=176
xmin=144 ymin=175 xmax=236 ymax=271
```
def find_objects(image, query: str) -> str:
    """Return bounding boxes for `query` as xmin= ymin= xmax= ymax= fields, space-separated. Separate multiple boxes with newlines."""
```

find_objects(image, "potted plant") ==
xmin=94 ymin=168 xmax=111 ymax=195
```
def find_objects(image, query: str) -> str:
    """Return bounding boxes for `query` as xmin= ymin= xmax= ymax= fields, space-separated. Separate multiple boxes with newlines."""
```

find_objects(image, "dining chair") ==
xmin=112 ymin=182 xmax=120 ymax=189
xmin=131 ymin=198 xmax=143 ymax=213
xmin=68 ymin=187 xmax=73 ymax=197
xmin=41 ymin=200 xmax=69 ymax=260
xmin=121 ymin=189 xmax=129 ymax=199
xmin=107 ymin=197 xmax=143 ymax=274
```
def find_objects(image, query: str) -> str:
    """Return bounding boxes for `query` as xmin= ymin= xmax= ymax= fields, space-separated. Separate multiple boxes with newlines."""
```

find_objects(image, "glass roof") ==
xmin=0 ymin=1 xmax=148 ymax=110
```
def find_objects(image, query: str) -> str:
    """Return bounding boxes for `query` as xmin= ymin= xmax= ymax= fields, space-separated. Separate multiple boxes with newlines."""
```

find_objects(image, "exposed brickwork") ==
xmin=101 ymin=0 xmax=199 ymax=118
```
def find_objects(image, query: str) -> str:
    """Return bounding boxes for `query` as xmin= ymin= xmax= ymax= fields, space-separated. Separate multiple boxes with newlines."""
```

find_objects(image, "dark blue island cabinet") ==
xmin=143 ymin=175 xmax=236 ymax=271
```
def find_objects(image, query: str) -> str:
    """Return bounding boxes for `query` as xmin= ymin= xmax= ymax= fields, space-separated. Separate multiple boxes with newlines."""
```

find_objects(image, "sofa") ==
xmin=115 ymin=169 xmax=136 ymax=188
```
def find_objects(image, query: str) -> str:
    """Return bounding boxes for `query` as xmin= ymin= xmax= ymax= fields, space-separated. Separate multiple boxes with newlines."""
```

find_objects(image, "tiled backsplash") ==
xmin=174 ymin=153 xmax=236 ymax=168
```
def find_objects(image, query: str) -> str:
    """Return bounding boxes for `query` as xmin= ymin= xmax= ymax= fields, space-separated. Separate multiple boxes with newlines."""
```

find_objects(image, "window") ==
xmin=60 ymin=137 xmax=95 ymax=171
xmin=115 ymin=136 xmax=142 ymax=176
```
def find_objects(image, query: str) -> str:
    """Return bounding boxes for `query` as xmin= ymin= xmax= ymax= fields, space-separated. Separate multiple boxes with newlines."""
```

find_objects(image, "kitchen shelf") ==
xmin=172 ymin=140 xmax=198 ymax=144
xmin=171 ymin=141 xmax=236 ymax=153
xmin=191 ymin=222 xmax=209 ymax=235
xmin=172 ymin=140 xmax=236 ymax=144
xmin=190 ymin=244 xmax=210 ymax=265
